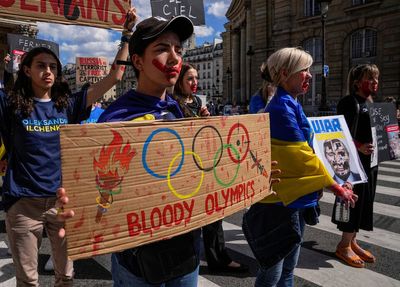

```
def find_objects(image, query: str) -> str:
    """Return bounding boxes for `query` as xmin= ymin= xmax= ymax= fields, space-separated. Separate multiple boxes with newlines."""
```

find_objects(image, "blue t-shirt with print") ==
xmin=0 ymin=89 xmax=89 ymax=209
xmin=98 ymin=90 xmax=183 ymax=123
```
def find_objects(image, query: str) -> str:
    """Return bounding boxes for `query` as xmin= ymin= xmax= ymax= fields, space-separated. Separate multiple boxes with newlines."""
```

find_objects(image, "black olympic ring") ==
xmin=191 ymin=125 xmax=224 ymax=172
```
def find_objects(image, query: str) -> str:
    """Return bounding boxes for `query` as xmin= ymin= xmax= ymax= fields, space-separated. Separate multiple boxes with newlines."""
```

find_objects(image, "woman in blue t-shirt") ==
xmin=0 ymin=8 xmax=137 ymax=286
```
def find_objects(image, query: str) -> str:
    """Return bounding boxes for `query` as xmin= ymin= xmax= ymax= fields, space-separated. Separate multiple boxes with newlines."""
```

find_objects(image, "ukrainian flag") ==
xmin=261 ymin=87 xmax=334 ymax=206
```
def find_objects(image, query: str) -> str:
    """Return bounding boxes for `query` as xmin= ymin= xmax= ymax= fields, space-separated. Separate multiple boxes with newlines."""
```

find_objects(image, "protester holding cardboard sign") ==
xmin=0 ymin=8 xmax=137 ymax=286
xmin=333 ymin=64 xmax=380 ymax=268
xmin=57 ymin=15 xmax=202 ymax=286
xmin=242 ymin=47 xmax=357 ymax=287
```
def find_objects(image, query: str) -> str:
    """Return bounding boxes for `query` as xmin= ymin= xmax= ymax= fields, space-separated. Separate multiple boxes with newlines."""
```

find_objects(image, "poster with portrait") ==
xmin=309 ymin=115 xmax=367 ymax=185
xmin=368 ymin=102 xmax=400 ymax=166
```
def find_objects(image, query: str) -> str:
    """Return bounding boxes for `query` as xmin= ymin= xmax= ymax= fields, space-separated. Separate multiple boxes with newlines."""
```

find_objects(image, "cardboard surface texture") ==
xmin=60 ymin=114 xmax=271 ymax=260
xmin=0 ymin=1 xmax=129 ymax=30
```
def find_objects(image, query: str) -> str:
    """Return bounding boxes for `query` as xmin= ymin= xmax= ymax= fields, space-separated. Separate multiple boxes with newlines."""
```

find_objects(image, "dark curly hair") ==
xmin=8 ymin=47 xmax=70 ymax=118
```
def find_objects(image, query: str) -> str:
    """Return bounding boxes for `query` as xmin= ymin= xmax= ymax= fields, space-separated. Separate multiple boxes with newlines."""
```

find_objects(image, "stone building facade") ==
xmin=223 ymin=0 xmax=400 ymax=114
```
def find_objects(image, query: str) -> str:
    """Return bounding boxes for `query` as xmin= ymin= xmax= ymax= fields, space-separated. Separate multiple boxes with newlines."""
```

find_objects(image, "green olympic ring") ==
xmin=213 ymin=144 xmax=240 ymax=187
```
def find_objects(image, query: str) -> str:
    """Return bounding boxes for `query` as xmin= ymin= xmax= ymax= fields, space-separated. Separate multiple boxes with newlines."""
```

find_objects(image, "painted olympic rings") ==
xmin=227 ymin=123 xmax=250 ymax=163
xmin=142 ymin=128 xmax=185 ymax=179
xmin=213 ymin=144 xmax=240 ymax=187
xmin=191 ymin=125 xmax=223 ymax=172
xmin=167 ymin=151 xmax=205 ymax=199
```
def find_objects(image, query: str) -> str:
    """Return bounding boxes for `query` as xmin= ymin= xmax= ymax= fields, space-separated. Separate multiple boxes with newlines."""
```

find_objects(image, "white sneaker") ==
xmin=44 ymin=256 xmax=54 ymax=271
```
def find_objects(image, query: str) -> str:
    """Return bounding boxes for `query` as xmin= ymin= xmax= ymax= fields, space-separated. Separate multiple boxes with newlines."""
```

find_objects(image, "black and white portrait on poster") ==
xmin=309 ymin=115 xmax=367 ymax=185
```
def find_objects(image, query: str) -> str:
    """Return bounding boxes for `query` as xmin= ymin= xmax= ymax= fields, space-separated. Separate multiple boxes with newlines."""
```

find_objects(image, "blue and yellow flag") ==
xmin=262 ymin=88 xmax=334 ymax=206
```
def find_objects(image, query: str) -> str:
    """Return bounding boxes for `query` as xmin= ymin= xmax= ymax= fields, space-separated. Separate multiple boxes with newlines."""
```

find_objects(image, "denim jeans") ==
xmin=254 ymin=208 xmax=306 ymax=287
xmin=111 ymin=253 xmax=199 ymax=287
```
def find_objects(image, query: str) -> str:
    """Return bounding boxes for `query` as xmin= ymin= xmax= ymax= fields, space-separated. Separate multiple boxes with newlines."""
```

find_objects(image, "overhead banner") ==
xmin=75 ymin=57 xmax=109 ymax=87
xmin=0 ymin=0 xmax=129 ymax=30
xmin=309 ymin=115 xmax=367 ymax=185
xmin=7 ymin=34 xmax=59 ymax=73
xmin=60 ymin=114 xmax=271 ymax=260
xmin=150 ymin=0 xmax=205 ymax=25
xmin=368 ymin=102 xmax=400 ymax=166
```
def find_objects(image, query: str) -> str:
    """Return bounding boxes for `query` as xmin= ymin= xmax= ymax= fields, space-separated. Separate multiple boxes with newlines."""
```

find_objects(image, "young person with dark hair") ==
xmin=0 ymin=8 xmax=136 ymax=285
xmin=57 ymin=15 xmax=203 ymax=286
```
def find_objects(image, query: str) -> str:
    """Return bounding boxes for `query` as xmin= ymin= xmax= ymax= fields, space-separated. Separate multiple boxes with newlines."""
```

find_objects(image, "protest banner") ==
xmin=309 ymin=115 xmax=367 ymax=185
xmin=0 ymin=0 xmax=129 ymax=30
xmin=75 ymin=57 xmax=109 ymax=87
xmin=6 ymin=34 xmax=59 ymax=73
xmin=151 ymin=0 xmax=205 ymax=25
xmin=368 ymin=102 xmax=400 ymax=166
xmin=60 ymin=114 xmax=271 ymax=260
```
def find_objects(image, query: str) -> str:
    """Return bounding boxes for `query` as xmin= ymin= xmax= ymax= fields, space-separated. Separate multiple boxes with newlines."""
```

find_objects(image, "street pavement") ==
xmin=0 ymin=160 xmax=399 ymax=287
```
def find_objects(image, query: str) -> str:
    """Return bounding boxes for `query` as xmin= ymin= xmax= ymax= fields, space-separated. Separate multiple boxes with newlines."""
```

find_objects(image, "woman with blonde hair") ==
xmin=243 ymin=47 xmax=357 ymax=286
xmin=249 ymin=62 xmax=276 ymax=113
xmin=332 ymin=64 xmax=380 ymax=268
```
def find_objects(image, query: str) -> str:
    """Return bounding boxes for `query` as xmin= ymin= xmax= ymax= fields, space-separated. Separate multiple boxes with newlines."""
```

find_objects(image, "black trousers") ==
xmin=202 ymin=220 xmax=232 ymax=267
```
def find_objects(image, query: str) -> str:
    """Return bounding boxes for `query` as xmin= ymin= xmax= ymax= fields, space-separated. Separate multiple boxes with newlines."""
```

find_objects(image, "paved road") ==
xmin=1 ymin=160 xmax=399 ymax=287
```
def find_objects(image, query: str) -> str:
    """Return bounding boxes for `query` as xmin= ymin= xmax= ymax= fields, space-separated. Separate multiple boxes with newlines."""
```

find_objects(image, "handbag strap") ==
xmin=350 ymin=95 xmax=360 ymax=138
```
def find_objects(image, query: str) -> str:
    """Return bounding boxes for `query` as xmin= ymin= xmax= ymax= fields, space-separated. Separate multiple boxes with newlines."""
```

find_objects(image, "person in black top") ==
xmin=333 ymin=64 xmax=379 ymax=268
xmin=174 ymin=63 xmax=249 ymax=273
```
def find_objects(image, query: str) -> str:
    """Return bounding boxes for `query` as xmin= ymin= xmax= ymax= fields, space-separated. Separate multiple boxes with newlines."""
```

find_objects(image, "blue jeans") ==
xmin=111 ymin=253 xmax=199 ymax=287
xmin=254 ymin=208 xmax=306 ymax=287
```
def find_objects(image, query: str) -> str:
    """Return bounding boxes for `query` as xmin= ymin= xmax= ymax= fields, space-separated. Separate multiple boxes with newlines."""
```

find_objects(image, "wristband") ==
xmin=121 ymin=35 xmax=130 ymax=43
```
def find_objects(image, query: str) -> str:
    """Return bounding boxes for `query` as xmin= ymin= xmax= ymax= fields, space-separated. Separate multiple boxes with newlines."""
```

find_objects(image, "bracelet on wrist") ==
xmin=120 ymin=35 xmax=130 ymax=43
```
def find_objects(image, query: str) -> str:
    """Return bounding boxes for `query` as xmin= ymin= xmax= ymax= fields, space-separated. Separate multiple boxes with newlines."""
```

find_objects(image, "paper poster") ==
xmin=368 ymin=103 xmax=400 ymax=165
xmin=75 ymin=57 xmax=109 ymax=87
xmin=150 ymin=0 xmax=205 ymax=25
xmin=309 ymin=115 xmax=367 ymax=185
xmin=7 ymin=34 xmax=59 ymax=73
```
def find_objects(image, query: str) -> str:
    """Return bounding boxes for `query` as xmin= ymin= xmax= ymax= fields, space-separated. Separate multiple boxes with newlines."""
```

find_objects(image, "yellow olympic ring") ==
xmin=167 ymin=151 xmax=204 ymax=199
xmin=96 ymin=196 xmax=111 ymax=209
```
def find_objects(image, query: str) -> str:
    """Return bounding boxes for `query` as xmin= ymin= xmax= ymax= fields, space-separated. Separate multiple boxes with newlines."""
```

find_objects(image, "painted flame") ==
xmin=93 ymin=130 xmax=136 ymax=190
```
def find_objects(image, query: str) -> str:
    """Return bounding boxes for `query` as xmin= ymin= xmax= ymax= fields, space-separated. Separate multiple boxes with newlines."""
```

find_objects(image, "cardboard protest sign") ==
xmin=369 ymin=102 xmax=400 ymax=166
xmin=309 ymin=115 xmax=367 ymax=185
xmin=7 ymin=34 xmax=59 ymax=73
xmin=75 ymin=57 xmax=109 ymax=87
xmin=151 ymin=0 xmax=205 ymax=25
xmin=0 ymin=0 xmax=129 ymax=30
xmin=60 ymin=114 xmax=271 ymax=260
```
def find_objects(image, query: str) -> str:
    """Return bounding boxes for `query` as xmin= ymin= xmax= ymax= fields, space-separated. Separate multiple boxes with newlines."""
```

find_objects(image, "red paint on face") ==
xmin=190 ymin=84 xmax=197 ymax=93
xmin=152 ymin=59 xmax=182 ymax=79
xmin=301 ymin=72 xmax=310 ymax=93
xmin=360 ymin=79 xmax=378 ymax=96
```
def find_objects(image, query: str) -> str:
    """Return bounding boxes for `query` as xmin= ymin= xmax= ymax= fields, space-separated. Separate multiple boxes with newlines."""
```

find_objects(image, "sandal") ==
xmin=335 ymin=246 xmax=365 ymax=268
xmin=351 ymin=242 xmax=376 ymax=263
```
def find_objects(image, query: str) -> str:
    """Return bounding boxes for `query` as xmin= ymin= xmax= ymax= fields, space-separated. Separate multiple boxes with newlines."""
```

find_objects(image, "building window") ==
xmin=303 ymin=38 xmax=322 ymax=63
xmin=208 ymin=72 xmax=211 ymax=78
xmin=351 ymin=29 xmax=377 ymax=59
xmin=304 ymin=0 xmax=320 ymax=17
xmin=352 ymin=0 xmax=373 ymax=5
xmin=203 ymin=63 xmax=206 ymax=69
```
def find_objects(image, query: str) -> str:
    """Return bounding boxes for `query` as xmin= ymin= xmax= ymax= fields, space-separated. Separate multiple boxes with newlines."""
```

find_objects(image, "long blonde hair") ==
xmin=266 ymin=47 xmax=313 ymax=86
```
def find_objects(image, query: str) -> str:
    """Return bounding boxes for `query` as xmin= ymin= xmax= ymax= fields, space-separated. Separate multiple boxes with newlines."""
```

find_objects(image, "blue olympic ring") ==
xmin=142 ymin=128 xmax=185 ymax=179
